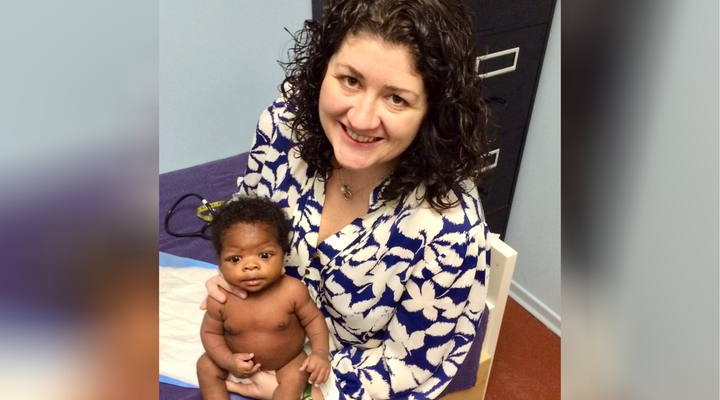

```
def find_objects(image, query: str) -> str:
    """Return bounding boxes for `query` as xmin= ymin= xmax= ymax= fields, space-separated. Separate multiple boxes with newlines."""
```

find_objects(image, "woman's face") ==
xmin=318 ymin=33 xmax=428 ymax=173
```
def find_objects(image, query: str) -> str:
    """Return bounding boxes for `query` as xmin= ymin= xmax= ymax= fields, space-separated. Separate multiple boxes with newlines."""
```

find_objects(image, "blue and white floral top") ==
xmin=235 ymin=98 xmax=489 ymax=400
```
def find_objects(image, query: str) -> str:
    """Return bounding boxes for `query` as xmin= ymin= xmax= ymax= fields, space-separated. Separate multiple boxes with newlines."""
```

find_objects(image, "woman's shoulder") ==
xmin=378 ymin=182 xmax=485 ymax=251
xmin=256 ymin=95 xmax=297 ymax=146
xmin=397 ymin=181 xmax=484 ymax=228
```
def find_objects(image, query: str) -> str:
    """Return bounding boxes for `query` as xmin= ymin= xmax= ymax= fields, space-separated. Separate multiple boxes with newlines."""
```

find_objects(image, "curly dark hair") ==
xmin=280 ymin=0 xmax=490 ymax=211
xmin=210 ymin=196 xmax=290 ymax=256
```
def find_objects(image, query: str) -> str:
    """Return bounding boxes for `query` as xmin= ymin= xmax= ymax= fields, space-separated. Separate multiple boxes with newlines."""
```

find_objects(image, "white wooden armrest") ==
xmin=440 ymin=233 xmax=518 ymax=400
xmin=483 ymin=233 xmax=518 ymax=357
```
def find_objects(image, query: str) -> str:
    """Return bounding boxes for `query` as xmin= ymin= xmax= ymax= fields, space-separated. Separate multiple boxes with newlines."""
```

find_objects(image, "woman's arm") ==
xmin=235 ymin=97 xmax=292 ymax=199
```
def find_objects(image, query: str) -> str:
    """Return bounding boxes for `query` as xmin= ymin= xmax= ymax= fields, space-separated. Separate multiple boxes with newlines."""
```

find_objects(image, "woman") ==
xmin=207 ymin=0 xmax=491 ymax=399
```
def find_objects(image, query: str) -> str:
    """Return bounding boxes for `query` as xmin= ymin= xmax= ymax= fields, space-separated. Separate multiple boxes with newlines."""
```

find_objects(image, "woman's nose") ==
xmin=347 ymin=95 xmax=380 ymax=131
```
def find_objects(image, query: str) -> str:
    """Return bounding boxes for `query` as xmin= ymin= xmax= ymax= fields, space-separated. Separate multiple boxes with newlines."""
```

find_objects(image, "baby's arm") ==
xmin=200 ymin=296 xmax=261 ymax=378
xmin=292 ymin=280 xmax=331 ymax=386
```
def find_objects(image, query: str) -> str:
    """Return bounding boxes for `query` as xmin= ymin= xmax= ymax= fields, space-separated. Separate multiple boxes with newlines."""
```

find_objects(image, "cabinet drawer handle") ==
xmin=476 ymin=47 xmax=520 ymax=79
xmin=485 ymin=96 xmax=508 ymax=110
xmin=481 ymin=148 xmax=500 ymax=172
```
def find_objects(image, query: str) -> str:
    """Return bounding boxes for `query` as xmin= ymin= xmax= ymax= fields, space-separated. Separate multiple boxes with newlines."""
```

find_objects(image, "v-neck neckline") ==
xmin=312 ymin=173 xmax=365 ymax=251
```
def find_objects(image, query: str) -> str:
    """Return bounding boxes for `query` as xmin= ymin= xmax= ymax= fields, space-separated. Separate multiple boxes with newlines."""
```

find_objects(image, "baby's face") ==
xmin=218 ymin=222 xmax=285 ymax=293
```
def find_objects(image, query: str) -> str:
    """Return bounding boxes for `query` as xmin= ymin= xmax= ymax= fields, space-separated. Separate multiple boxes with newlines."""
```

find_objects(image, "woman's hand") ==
xmin=200 ymin=273 xmax=247 ymax=310
xmin=225 ymin=370 xmax=279 ymax=400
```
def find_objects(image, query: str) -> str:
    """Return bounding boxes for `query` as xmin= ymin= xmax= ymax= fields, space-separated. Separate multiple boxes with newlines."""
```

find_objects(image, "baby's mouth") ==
xmin=244 ymin=278 xmax=263 ymax=287
xmin=342 ymin=124 xmax=380 ymax=143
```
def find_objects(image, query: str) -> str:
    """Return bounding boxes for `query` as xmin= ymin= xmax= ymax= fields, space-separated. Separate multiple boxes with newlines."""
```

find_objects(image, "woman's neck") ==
xmin=333 ymin=160 xmax=394 ymax=192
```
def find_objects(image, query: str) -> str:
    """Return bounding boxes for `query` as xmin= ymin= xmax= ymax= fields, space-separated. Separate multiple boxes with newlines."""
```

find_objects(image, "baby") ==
xmin=196 ymin=196 xmax=330 ymax=400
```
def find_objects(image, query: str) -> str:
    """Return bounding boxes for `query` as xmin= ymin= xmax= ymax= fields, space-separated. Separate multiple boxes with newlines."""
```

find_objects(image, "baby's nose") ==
xmin=242 ymin=262 xmax=259 ymax=271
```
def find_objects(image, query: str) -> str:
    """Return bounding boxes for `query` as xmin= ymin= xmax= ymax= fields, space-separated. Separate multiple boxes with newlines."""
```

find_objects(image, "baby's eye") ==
xmin=259 ymin=252 xmax=271 ymax=260
xmin=230 ymin=256 xmax=242 ymax=263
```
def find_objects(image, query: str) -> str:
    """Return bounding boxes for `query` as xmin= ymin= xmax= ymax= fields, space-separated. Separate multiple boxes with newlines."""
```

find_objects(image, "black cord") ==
xmin=164 ymin=193 xmax=214 ymax=240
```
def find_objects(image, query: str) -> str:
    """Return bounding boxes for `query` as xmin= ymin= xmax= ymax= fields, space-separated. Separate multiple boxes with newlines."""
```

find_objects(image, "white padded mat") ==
xmin=159 ymin=264 xmax=217 ymax=387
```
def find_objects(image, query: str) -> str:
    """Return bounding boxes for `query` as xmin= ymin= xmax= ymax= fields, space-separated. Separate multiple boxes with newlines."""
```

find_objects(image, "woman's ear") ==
xmin=282 ymin=267 xmax=286 ymax=275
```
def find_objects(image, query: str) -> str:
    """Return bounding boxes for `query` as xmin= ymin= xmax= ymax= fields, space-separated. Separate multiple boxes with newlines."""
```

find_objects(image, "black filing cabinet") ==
xmin=469 ymin=0 xmax=557 ymax=238
xmin=311 ymin=0 xmax=557 ymax=238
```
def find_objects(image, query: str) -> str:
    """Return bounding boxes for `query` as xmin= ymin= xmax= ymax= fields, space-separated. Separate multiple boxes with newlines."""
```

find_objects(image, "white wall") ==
xmin=159 ymin=0 xmax=311 ymax=173
xmin=503 ymin=2 xmax=561 ymax=333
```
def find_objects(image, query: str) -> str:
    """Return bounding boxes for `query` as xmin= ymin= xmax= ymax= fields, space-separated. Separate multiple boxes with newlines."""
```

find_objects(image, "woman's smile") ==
xmin=343 ymin=123 xmax=380 ymax=143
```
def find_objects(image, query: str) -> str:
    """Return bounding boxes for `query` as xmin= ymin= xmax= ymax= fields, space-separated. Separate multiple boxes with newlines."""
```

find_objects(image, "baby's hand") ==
xmin=300 ymin=350 xmax=331 ymax=387
xmin=225 ymin=353 xmax=261 ymax=379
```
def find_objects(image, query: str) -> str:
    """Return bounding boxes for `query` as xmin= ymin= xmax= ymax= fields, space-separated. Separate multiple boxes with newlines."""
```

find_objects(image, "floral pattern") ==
xmin=235 ymin=98 xmax=489 ymax=400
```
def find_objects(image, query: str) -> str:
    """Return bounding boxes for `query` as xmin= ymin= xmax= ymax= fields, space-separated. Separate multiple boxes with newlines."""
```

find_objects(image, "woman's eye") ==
xmin=230 ymin=256 xmax=242 ymax=263
xmin=259 ymin=253 xmax=271 ymax=259
xmin=342 ymin=76 xmax=359 ymax=87
xmin=390 ymin=94 xmax=406 ymax=106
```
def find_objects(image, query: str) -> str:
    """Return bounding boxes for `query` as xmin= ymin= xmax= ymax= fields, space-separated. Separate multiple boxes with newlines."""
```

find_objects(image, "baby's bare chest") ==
xmin=222 ymin=298 xmax=299 ymax=335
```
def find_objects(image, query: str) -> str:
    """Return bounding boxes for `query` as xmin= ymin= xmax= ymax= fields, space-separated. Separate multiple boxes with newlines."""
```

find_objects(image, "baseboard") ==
xmin=509 ymin=281 xmax=561 ymax=337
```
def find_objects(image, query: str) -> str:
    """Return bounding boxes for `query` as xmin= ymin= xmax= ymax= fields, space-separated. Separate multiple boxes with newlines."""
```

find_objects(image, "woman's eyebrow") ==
xmin=337 ymin=63 xmax=365 ymax=80
xmin=337 ymin=63 xmax=421 ymax=99
xmin=385 ymin=85 xmax=418 ymax=98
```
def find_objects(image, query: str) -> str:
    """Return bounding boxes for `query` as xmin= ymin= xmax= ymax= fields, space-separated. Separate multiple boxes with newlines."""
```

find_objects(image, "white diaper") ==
xmin=227 ymin=370 xmax=276 ymax=385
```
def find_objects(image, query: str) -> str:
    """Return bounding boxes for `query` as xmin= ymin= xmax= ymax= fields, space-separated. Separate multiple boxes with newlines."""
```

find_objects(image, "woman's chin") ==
xmin=333 ymin=150 xmax=379 ymax=171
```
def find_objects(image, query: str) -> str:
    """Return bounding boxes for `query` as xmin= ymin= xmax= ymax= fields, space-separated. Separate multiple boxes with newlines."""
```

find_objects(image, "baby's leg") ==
xmin=197 ymin=352 xmax=231 ymax=400
xmin=273 ymin=351 xmax=310 ymax=400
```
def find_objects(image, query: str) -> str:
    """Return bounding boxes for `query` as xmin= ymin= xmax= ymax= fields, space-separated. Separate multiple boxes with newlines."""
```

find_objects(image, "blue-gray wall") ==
xmin=504 ymin=1 xmax=561 ymax=333
xmin=159 ymin=0 xmax=311 ymax=173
